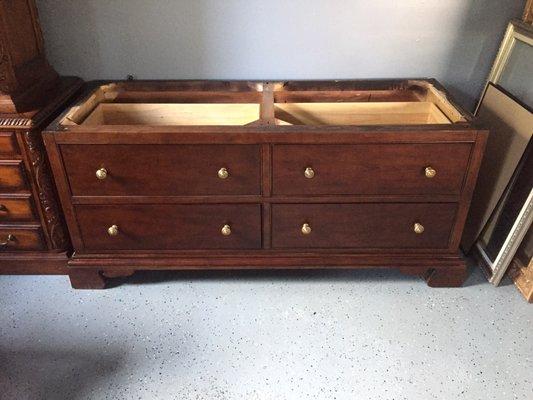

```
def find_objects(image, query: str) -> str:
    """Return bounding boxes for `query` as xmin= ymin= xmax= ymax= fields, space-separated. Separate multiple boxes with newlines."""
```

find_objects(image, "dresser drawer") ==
xmin=0 ymin=162 xmax=28 ymax=192
xmin=0 ymin=196 xmax=37 ymax=221
xmin=76 ymin=204 xmax=262 ymax=251
xmin=0 ymin=132 xmax=20 ymax=158
xmin=61 ymin=145 xmax=261 ymax=196
xmin=0 ymin=226 xmax=45 ymax=251
xmin=272 ymin=144 xmax=471 ymax=195
xmin=272 ymin=203 xmax=457 ymax=249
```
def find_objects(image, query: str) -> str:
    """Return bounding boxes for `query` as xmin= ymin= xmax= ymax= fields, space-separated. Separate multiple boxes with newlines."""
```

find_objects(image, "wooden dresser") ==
xmin=43 ymin=80 xmax=487 ymax=288
xmin=0 ymin=0 xmax=82 ymax=272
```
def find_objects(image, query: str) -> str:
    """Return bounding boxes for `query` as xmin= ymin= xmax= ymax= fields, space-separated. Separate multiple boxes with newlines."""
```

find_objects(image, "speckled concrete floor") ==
xmin=0 ymin=267 xmax=531 ymax=400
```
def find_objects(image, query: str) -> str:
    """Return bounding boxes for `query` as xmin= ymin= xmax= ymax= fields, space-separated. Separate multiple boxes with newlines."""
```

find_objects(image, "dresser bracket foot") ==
xmin=68 ymin=269 xmax=106 ymax=289
xmin=424 ymin=265 xmax=468 ymax=288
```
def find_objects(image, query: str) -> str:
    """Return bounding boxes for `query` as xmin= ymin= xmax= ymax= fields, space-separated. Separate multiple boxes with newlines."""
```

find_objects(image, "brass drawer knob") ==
xmin=424 ymin=166 xmax=436 ymax=178
xmin=0 ymin=234 xmax=15 ymax=247
xmin=304 ymin=167 xmax=315 ymax=179
xmin=218 ymin=167 xmax=229 ymax=179
xmin=96 ymin=168 xmax=108 ymax=180
xmin=413 ymin=222 xmax=425 ymax=234
xmin=107 ymin=224 xmax=119 ymax=236
xmin=301 ymin=223 xmax=312 ymax=235
xmin=221 ymin=224 xmax=231 ymax=236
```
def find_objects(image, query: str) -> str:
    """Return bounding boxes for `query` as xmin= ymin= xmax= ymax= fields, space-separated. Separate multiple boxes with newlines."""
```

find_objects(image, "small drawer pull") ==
xmin=301 ymin=223 xmax=312 ymax=235
xmin=218 ymin=167 xmax=229 ymax=180
xmin=0 ymin=204 xmax=7 ymax=212
xmin=107 ymin=225 xmax=119 ymax=236
xmin=304 ymin=167 xmax=315 ymax=179
xmin=221 ymin=224 xmax=231 ymax=236
xmin=0 ymin=234 xmax=15 ymax=247
xmin=96 ymin=168 xmax=108 ymax=180
xmin=424 ymin=166 xmax=436 ymax=178
xmin=413 ymin=222 xmax=425 ymax=234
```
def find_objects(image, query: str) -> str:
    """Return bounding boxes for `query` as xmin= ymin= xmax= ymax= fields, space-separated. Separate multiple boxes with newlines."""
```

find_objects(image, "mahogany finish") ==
xmin=0 ymin=77 xmax=83 ymax=273
xmin=0 ymin=1 xmax=84 ymax=274
xmin=0 ymin=226 xmax=44 ymax=251
xmin=0 ymin=132 xmax=20 ymax=155
xmin=75 ymin=204 xmax=262 ymax=251
xmin=271 ymin=203 xmax=457 ymax=249
xmin=0 ymin=196 xmax=36 ymax=221
xmin=43 ymin=79 xmax=487 ymax=288
xmin=62 ymin=144 xmax=262 ymax=196
xmin=0 ymin=162 xmax=27 ymax=191
xmin=272 ymin=144 xmax=471 ymax=195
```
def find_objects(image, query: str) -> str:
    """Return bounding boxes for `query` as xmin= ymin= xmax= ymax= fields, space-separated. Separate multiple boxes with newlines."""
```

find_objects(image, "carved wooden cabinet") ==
xmin=43 ymin=80 xmax=487 ymax=288
xmin=0 ymin=0 xmax=83 ymax=272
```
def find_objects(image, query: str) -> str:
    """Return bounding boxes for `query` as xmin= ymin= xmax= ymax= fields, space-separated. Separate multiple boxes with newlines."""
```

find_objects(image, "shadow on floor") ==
xmin=108 ymin=265 xmax=488 ymax=289
xmin=0 ymin=347 xmax=126 ymax=400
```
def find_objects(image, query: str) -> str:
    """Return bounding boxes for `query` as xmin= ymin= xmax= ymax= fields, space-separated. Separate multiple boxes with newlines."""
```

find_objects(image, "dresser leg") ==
xmin=68 ymin=269 xmax=106 ymax=289
xmin=424 ymin=265 xmax=468 ymax=288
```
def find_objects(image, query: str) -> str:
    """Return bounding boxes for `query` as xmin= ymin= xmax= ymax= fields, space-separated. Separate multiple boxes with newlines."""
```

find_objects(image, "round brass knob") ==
xmin=413 ymin=222 xmax=425 ymax=234
xmin=301 ymin=223 xmax=312 ymax=235
xmin=424 ymin=166 xmax=436 ymax=178
xmin=218 ymin=167 xmax=229 ymax=180
xmin=221 ymin=224 xmax=231 ymax=236
xmin=0 ymin=234 xmax=15 ymax=247
xmin=107 ymin=225 xmax=119 ymax=236
xmin=96 ymin=168 xmax=108 ymax=180
xmin=304 ymin=167 xmax=315 ymax=179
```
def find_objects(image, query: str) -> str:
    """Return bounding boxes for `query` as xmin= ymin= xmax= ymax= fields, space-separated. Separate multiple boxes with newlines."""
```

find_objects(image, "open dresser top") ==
xmin=57 ymin=79 xmax=472 ymax=129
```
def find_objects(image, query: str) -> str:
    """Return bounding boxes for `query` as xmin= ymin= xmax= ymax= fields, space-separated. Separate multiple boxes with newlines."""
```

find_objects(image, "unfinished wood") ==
xmin=274 ymin=102 xmax=451 ymax=125
xmin=509 ymin=257 xmax=533 ymax=302
xmin=525 ymin=0 xmax=533 ymax=24
xmin=508 ymin=228 xmax=533 ymax=302
xmin=61 ymin=84 xmax=117 ymax=125
xmin=81 ymin=103 xmax=261 ymax=126
xmin=411 ymin=81 xmax=467 ymax=123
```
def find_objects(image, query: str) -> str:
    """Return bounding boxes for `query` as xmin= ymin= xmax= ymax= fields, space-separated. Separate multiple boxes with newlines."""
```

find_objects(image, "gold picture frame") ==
xmin=475 ymin=20 xmax=533 ymax=114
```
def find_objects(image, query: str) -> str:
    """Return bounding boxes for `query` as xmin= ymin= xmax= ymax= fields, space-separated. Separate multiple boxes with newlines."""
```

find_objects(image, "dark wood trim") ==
xmin=0 ymin=251 xmax=68 ymax=274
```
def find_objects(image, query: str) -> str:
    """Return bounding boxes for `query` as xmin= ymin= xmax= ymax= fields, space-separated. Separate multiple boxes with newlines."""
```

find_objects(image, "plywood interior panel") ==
xmin=274 ymin=102 xmax=451 ymax=125
xmin=81 ymin=103 xmax=261 ymax=126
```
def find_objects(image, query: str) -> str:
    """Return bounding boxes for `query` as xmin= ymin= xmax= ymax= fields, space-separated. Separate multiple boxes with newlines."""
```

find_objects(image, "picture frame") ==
xmin=475 ymin=20 xmax=533 ymax=114
xmin=475 ymin=136 xmax=533 ymax=286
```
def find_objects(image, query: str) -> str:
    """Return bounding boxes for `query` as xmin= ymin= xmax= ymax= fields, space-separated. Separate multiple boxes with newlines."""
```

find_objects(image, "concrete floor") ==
xmin=0 ymin=267 xmax=531 ymax=400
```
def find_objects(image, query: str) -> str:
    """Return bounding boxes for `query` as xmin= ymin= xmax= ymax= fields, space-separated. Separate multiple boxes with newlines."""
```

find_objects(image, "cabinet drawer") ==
xmin=272 ymin=203 xmax=457 ymax=249
xmin=0 ymin=227 xmax=45 ymax=251
xmin=76 ymin=204 xmax=262 ymax=251
xmin=0 ymin=162 xmax=28 ymax=192
xmin=272 ymin=144 xmax=471 ymax=195
xmin=0 ymin=196 xmax=37 ymax=221
xmin=61 ymin=145 xmax=262 ymax=196
xmin=0 ymin=132 xmax=20 ymax=158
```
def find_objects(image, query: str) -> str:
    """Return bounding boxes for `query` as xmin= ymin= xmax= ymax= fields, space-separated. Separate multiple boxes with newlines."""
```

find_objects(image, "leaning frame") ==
xmin=475 ymin=20 xmax=533 ymax=115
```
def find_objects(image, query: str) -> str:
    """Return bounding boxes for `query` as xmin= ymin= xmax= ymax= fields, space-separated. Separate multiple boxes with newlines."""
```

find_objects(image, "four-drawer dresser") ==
xmin=43 ymin=80 xmax=487 ymax=289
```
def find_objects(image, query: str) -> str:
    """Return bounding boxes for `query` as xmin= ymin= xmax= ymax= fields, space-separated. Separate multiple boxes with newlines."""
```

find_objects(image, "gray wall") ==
xmin=36 ymin=0 xmax=525 ymax=111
